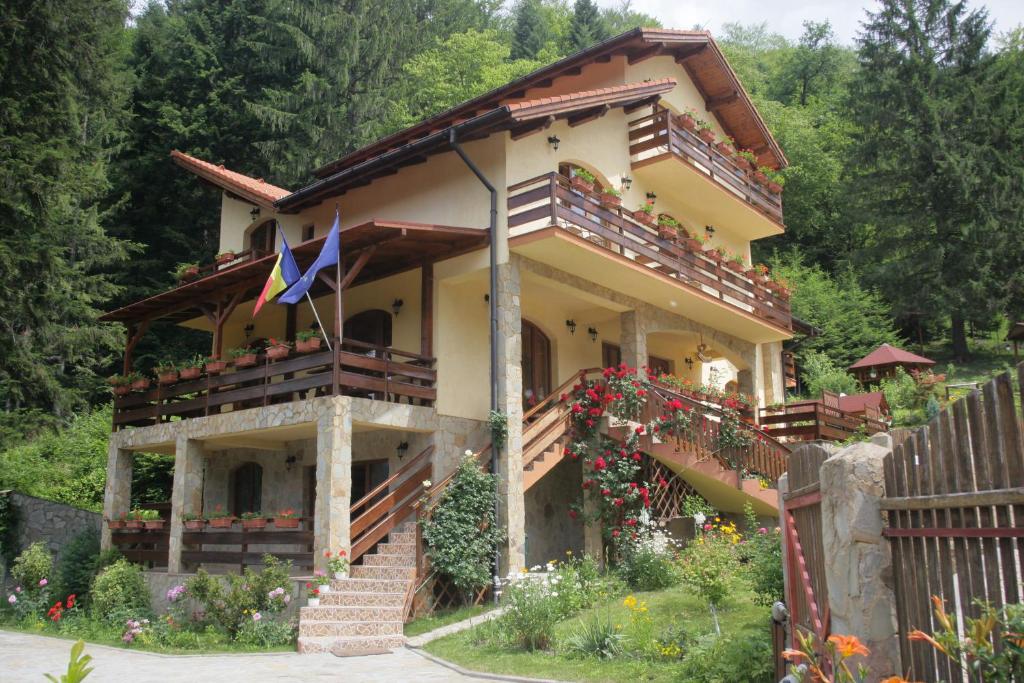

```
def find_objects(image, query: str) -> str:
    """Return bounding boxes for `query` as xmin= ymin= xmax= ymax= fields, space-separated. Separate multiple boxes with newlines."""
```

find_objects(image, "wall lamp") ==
xmin=645 ymin=191 xmax=657 ymax=203
xmin=244 ymin=323 xmax=255 ymax=340
xmin=588 ymin=326 xmax=598 ymax=343
xmin=284 ymin=454 xmax=298 ymax=472
xmin=705 ymin=225 xmax=716 ymax=237
xmin=396 ymin=441 xmax=410 ymax=460
xmin=250 ymin=206 xmax=261 ymax=222
xmin=684 ymin=357 xmax=694 ymax=370
xmin=621 ymin=176 xmax=633 ymax=190
xmin=547 ymin=135 xmax=561 ymax=151
xmin=392 ymin=298 xmax=404 ymax=316
xmin=565 ymin=319 xmax=577 ymax=335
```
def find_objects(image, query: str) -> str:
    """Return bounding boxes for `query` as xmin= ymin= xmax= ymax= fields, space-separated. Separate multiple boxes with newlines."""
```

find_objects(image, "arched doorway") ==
xmin=230 ymin=462 xmax=263 ymax=516
xmin=521 ymin=320 xmax=551 ymax=410
xmin=247 ymin=219 xmax=277 ymax=256
xmin=344 ymin=309 xmax=392 ymax=348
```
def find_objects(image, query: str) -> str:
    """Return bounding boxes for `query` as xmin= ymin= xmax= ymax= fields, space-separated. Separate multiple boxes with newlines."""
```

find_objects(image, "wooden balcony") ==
xmin=507 ymin=172 xmax=792 ymax=332
xmin=628 ymin=108 xmax=784 ymax=234
xmin=760 ymin=392 xmax=889 ymax=442
xmin=112 ymin=340 xmax=436 ymax=430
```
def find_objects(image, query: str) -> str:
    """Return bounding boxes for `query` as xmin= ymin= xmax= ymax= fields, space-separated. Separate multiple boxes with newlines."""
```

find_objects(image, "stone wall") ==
xmin=524 ymin=457 xmax=585 ymax=567
xmin=4 ymin=492 xmax=101 ymax=566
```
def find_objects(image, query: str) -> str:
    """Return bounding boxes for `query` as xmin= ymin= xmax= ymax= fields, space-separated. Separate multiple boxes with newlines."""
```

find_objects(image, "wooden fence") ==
xmin=881 ymin=368 xmax=1024 ymax=681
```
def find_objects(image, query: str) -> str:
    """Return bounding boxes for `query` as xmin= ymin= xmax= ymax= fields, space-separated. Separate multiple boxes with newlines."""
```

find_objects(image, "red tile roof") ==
xmin=505 ymin=78 xmax=676 ymax=119
xmin=171 ymin=150 xmax=290 ymax=208
xmin=848 ymin=343 xmax=935 ymax=370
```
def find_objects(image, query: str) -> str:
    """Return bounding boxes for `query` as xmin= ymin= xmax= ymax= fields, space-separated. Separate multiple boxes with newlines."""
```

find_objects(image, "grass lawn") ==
xmin=423 ymin=583 xmax=772 ymax=683
xmin=404 ymin=603 xmax=494 ymax=638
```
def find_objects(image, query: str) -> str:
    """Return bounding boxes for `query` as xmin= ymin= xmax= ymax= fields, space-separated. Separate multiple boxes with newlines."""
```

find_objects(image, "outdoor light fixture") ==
xmin=396 ymin=441 xmax=410 ymax=460
xmin=645 ymin=191 xmax=657 ymax=202
xmin=250 ymin=206 xmax=261 ymax=222
xmin=621 ymin=176 xmax=633 ymax=190
xmin=870 ymin=367 xmax=878 ymax=379
xmin=547 ymin=135 xmax=561 ymax=151
xmin=244 ymin=323 xmax=255 ymax=340
xmin=684 ymin=357 xmax=694 ymax=370
xmin=705 ymin=225 xmax=716 ymax=236
xmin=484 ymin=293 xmax=490 ymax=304
xmin=392 ymin=298 xmax=404 ymax=316
xmin=284 ymin=454 xmax=297 ymax=472
xmin=588 ymin=326 xmax=598 ymax=342
xmin=565 ymin=319 xmax=577 ymax=335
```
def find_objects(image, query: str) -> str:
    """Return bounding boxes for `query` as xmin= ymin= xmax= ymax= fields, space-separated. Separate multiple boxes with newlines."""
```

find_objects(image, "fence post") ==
xmin=819 ymin=433 xmax=901 ymax=676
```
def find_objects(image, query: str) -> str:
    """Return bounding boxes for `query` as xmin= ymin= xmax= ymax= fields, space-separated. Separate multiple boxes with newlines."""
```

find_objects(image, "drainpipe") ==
xmin=450 ymin=130 xmax=501 ymax=605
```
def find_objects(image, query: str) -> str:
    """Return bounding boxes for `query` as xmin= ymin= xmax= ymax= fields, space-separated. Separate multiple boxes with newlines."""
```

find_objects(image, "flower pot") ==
xmin=767 ymin=181 xmax=782 ymax=195
xmin=698 ymin=129 xmax=716 ymax=144
xmin=634 ymin=211 xmax=656 ymax=227
xmin=125 ymin=520 xmax=143 ymax=530
xmin=242 ymin=518 xmax=268 ymax=530
xmin=205 ymin=360 xmax=227 ymax=375
xmin=569 ymin=177 xmax=594 ymax=194
xmin=209 ymin=517 xmax=235 ymax=528
xmin=678 ymin=113 xmax=697 ymax=131
xmin=107 ymin=519 xmax=126 ymax=530
xmin=179 ymin=266 xmax=200 ymax=282
xmin=131 ymin=377 xmax=151 ymax=392
xmin=184 ymin=519 xmax=206 ymax=530
xmin=307 ymin=598 xmax=320 ymax=607
xmin=683 ymin=238 xmax=703 ymax=252
xmin=745 ymin=269 xmax=759 ymax=280
xmin=295 ymin=338 xmax=322 ymax=354
xmin=157 ymin=371 xmax=179 ymax=385
xmin=734 ymin=156 xmax=753 ymax=172
xmin=144 ymin=520 xmax=165 ymax=530
xmin=179 ymin=367 xmax=202 ymax=381
xmin=266 ymin=346 xmax=289 ymax=361
xmin=714 ymin=141 xmax=734 ymax=157
xmin=317 ymin=583 xmax=330 ymax=594
xmin=657 ymin=225 xmax=677 ymax=241
xmin=726 ymin=261 xmax=745 ymax=273
xmin=704 ymin=250 xmax=723 ymax=263
xmin=333 ymin=571 xmax=348 ymax=580
xmin=599 ymin=193 xmax=621 ymax=208
xmin=273 ymin=517 xmax=300 ymax=529
xmin=233 ymin=353 xmax=258 ymax=368
xmin=216 ymin=253 xmax=236 ymax=266
xmin=112 ymin=385 xmax=130 ymax=397
xmin=751 ymin=170 xmax=768 ymax=186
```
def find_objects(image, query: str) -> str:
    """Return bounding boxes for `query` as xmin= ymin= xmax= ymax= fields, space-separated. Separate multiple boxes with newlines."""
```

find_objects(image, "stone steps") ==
xmin=300 ymin=605 xmax=404 ymax=621
xmin=327 ymin=577 xmax=410 ymax=593
xmin=319 ymin=590 xmax=407 ymax=607
xmin=350 ymin=564 xmax=416 ymax=580
xmin=299 ymin=618 xmax=403 ymax=637
xmin=377 ymin=542 xmax=416 ymax=556
xmin=297 ymin=634 xmax=407 ymax=655
xmin=363 ymin=552 xmax=415 ymax=567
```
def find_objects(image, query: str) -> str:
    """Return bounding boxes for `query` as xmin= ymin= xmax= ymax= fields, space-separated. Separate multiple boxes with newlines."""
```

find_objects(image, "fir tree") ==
xmin=565 ymin=0 xmax=608 ymax=53
xmin=511 ymin=0 xmax=550 ymax=60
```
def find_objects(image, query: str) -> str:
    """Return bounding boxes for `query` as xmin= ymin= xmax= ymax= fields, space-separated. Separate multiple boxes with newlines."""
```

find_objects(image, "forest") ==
xmin=1 ymin=0 xmax=1023 ymax=507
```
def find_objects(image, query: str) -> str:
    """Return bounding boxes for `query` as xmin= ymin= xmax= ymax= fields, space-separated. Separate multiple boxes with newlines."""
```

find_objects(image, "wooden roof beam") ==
xmin=628 ymin=43 xmax=664 ymax=65
xmin=567 ymin=104 xmax=611 ymax=127
xmin=706 ymin=91 xmax=739 ymax=112
xmin=510 ymin=115 xmax=555 ymax=141
xmin=675 ymin=45 xmax=707 ymax=64
xmin=624 ymin=96 xmax=660 ymax=115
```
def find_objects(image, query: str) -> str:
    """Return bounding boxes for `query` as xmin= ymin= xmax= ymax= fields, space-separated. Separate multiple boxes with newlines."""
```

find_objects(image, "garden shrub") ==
xmin=547 ymin=554 xmax=601 ymax=616
xmin=12 ymin=541 xmax=53 ymax=590
xmin=185 ymin=555 xmax=292 ymax=637
xmin=563 ymin=613 xmax=623 ymax=659
xmin=617 ymin=534 xmax=681 ymax=591
xmin=801 ymin=351 xmax=860 ymax=397
xmin=90 ymin=559 xmax=150 ymax=623
xmin=421 ymin=452 xmax=504 ymax=603
xmin=677 ymin=627 xmax=774 ymax=682
xmin=54 ymin=531 xmax=100 ymax=605
xmin=679 ymin=529 xmax=738 ymax=632
xmin=495 ymin=573 xmax=562 ymax=650
xmin=235 ymin=613 xmax=295 ymax=648
xmin=745 ymin=528 xmax=784 ymax=606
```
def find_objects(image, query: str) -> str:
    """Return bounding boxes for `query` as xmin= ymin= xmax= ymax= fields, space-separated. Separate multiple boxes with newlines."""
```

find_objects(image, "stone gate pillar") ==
xmin=314 ymin=397 xmax=352 ymax=571
xmin=168 ymin=437 xmax=205 ymax=573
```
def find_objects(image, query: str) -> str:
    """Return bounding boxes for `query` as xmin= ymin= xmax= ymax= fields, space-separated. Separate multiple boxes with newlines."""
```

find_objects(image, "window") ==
xmin=230 ymin=462 xmax=263 ymax=516
xmin=302 ymin=224 xmax=315 ymax=242
xmin=248 ymin=220 xmax=277 ymax=256
xmin=344 ymin=309 xmax=393 ymax=348
xmin=522 ymin=320 xmax=551 ymax=409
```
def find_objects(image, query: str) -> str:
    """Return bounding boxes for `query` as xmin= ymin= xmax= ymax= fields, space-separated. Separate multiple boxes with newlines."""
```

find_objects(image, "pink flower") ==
xmin=758 ymin=527 xmax=768 ymax=535
xmin=252 ymin=612 xmax=262 ymax=621
xmin=38 ymin=578 xmax=47 ymax=587
xmin=593 ymin=457 xmax=606 ymax=471
xmin=704 ymin=523 xmax=713 ymax=531
xmin=7 ymin=595 xmax=15 ymax=605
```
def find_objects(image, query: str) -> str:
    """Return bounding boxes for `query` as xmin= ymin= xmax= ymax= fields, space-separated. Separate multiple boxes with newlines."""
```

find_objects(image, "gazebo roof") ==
xmin=848 ymin=343 xmax=935 ymax=371
xmin=1007 ymin=322 xmax=1024 ymax=342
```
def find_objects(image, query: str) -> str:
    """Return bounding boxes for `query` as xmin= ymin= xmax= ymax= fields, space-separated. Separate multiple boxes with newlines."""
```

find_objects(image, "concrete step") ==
xmin=388 ymin=531 xmax=416 ymax=545
xmin=351 ymin=564 xmax=416 ymax=580
xmin=297 ymin=634 xmax=406 ymax=655
xmin=363 ymin=553 xmax=416 ymax=568
xmin=299 ymin=618 xmax=403 ymax=637
xmin=300 ymin=605 xmax=404 ymax=622
xmin=319 ymin=590 xmax=407 ymax=607
xmin=327 ymin=577 xmax=411 ymax=593
xmin=377 ymin=542 xmax=416 ymax=556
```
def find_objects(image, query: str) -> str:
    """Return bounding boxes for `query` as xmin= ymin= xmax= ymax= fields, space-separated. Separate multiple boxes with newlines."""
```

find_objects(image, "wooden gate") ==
xmin=881 ymin=369 xmax=1024 ymax=681
xmin=781 ymin=444 xmax=832 ymax=645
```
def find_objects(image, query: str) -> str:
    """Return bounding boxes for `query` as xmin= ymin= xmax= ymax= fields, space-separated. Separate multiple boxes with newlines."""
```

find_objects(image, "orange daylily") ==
xmin=908 ymin=629 xmax=948 ymax=656
xmin=828 ymin=634 xmax=870 ymax=659
xmin=781 ymin=648 xmax=808 ymax=662
xmin=880 ymin=677 xmax=915 ymax=683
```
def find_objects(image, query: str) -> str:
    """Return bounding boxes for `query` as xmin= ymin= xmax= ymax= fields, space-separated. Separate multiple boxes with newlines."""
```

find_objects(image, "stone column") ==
xmin=819 ymin=434 xmax=900 ymax=676
xmin=619 ymin=310 xmax=647 ymax=370
xmin=496 ymin=257 xmax=525 ymax=576
xmin=761 ymin=341 xmax=784 ymax=406
xmin=314 ymin=397 xmax=352 ymax=571
xmin=101 ymin=443 xmax=132 ymax=551
xmin=168 ymin=437 xmax=205 ymax=573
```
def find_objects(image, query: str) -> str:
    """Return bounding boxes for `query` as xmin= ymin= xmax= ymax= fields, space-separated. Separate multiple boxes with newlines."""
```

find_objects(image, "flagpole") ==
xmin=305 ymin=292 xmax=331 ymax=352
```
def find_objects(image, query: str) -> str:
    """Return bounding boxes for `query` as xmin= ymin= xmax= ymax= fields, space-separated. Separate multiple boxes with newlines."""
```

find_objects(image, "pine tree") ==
xmin=0 ymin=0 xmax=132 ymax=416
xmin=566 ymin=0 xmax=608 ymax=53
xmin=511 ymin=0 xmax=550 ymax=60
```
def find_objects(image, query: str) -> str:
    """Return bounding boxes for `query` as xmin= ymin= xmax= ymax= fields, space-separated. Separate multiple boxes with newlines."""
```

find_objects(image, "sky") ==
xmin=605 ymin=0 xmax=1024 ymax=44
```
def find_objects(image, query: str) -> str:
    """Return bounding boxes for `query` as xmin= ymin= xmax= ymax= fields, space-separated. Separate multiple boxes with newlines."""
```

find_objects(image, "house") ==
xmin=100 ymin=28 xmax=797 ymax=651
xmin=848 ymin=343 xmax=935 ymax=383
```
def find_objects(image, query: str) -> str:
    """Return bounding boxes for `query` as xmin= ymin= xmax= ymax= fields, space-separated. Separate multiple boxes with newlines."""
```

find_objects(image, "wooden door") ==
xmin=344 ymin=309 xmax=393 ymax=348
xmin=351 ymin=459 xmax=389 ymax=504
xmin=522 ymin=320 xmax=551 ymax=409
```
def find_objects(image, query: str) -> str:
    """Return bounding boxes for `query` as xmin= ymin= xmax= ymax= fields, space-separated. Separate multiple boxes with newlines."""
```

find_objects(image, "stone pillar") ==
xmin=819 ymin=433 xmax=900 ymax=676
xmin=168 ymin=437 xmax=205 ymax=573
xmin=496 ymin=258 xmax=525 ymax=576
xmin=314 ymin=397 xmax=352 ymax=571
xmin=101 ymin=443 xmax=132 ymax=551
xmin=619 ymin=310 xmax=647 ymax=370
xmin=761 ymin=341 xmax=784 ymax=406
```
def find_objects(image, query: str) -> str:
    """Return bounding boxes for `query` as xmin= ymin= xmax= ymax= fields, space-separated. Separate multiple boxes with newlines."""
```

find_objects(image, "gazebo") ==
xmin=848 ymin=343 xmax=935 ymax=383
xmin=1007 ymin=322 xmax=1024 ymax=363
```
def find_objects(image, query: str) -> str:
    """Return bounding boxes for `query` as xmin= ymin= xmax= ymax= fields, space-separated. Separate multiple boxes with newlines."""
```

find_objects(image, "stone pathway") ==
xmin=0 ymin=630 xmax=483 ymax=682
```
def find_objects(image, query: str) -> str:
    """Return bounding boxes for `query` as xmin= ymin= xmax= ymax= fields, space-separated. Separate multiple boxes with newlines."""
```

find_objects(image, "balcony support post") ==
xmin=168 ymin=437 xmax=205 ymax=573
xmin=620 ymin=310 xmax=648 ymax=372
xmin=123 ymin=320 xmax=149 ymax=374
xmin=420 ymin=261 xmax=433 ymax=357
xmin=101 ymin=444 xmax=133 ymax=551
xmin=314 ymin=399 xmax=352 ymax=569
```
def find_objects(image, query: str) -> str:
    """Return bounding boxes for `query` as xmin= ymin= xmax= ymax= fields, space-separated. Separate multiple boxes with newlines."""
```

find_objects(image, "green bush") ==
xmin=677 ymin=628 xmax=774 ymax=682
xmin=54 ymin=531 xmax=100 ymax=604
xmin=548 ymin=554 xmax=601 ymax=616
xmin=801 ymin=351 xmax=860 ymax=397
xmin=12 ymin=542 xmax=53 ymax=590
xmin=562 ymin=614 xmax=623 ymax=659
xmin=495 ymin=575 xmax=561 ymax=650
xmin=744 ymin=528 xmax=784 ymax=607
xmin=617 ymin=537 xmax=681 ymax=591
xmin=90 ymin=559 xmax=150 ymax=623
xmin=678 ymin=533 xmax=737 ymax=609
xmin=235 ymin=615 xmax=295 ymax=648
xmin=881 ymin=366 xmax=920 ymax=411
xmin=185 ymin=555 xmax=292 ymax=636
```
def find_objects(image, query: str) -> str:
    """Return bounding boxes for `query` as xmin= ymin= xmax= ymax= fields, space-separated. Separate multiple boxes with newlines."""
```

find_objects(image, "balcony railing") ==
xmin=112 ymin=339 xmax=436 ymax=430
xmin=507 ymin=172 xmax=792 ymax=330
xmin=628 ymin=109 xmax=784 ymax=225
xmin=759 ymin=395 xmax=889 ymax=442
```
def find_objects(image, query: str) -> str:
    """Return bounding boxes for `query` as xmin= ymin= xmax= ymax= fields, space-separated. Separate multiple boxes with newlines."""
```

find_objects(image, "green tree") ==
xmin=773 ymin=21 xmax=844 ymax=106
xmin=601 ymin=0 xmax=660 ymax=35
xmin=565 ymin=0 xmax=608 ymax=53
xmin=511 ymin=0 xmax=551 ymax=60
xmin=0 ymin=0 xmax=133 ymax=417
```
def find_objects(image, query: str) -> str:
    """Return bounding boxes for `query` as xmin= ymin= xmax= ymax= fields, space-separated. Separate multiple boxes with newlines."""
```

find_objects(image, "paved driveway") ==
xmin=0 ymin=631 xmax=480 ymax=682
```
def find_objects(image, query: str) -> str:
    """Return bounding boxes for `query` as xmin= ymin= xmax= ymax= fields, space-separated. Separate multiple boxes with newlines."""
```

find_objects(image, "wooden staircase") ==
xmin=522 ymin=369 xmax=598 ymax=491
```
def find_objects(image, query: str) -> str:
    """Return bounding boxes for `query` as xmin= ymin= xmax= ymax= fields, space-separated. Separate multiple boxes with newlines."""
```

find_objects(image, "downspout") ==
xmin=449 ymin=129 xmax=502 ymax=605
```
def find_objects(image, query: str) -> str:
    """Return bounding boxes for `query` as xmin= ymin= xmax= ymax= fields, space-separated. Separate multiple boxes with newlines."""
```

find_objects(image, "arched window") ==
xmin=231 ymin=462 xmax=263 ymax=516
xmin=521 ymin=320 xmax=551 ymax=409
xmin=248 ymin=220 xmax=278 ymax=256
xmin=344 ymin=309 xmax=393 ymax=348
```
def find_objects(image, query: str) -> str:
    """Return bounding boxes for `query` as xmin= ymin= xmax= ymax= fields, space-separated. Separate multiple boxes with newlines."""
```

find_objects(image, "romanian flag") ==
xmin=253 ymin=234 xmax=301 ymax=316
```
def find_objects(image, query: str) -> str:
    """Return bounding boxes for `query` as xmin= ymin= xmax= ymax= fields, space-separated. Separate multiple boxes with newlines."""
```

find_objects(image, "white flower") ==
xmin=551 ymin=592 xmax=559 ymax=597
xmin=464 ymin=449 xmax=474 ymax=457
xmin=422 ymin=479 xmax=432 ymax=488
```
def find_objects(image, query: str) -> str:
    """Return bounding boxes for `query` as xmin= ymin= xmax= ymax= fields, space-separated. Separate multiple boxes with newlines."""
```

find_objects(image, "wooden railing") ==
xmin=180 ymin=525 xmax=314 ymax=572
xmin=759 ymin=396 xmax=888 ymax=443
xmin=627 ymin=108 xmax=784 ymax=225
xmin=110 ymin=528 xmax=170 ymax=568
xmin=507 ymin=172 xmax=792 ymax=330
xmin=112 ymin=340 xmax=436 ymax=429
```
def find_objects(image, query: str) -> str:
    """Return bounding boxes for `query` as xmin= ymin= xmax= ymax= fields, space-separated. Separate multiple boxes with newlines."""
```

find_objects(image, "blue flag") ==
xmin=277 ymin=212 xmax=340 ymax=305
xmin=253 ymin=234 xmax=302 ymax=316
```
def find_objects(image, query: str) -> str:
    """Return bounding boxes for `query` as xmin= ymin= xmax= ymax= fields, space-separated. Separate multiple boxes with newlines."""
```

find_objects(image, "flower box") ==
xmin=767 ymin=181 xmax=783 ymax=194
xmin=144 ymin=520 xmax=165 ymax=530
xmin=266 ymin=345 xmax=289 ymax=361
xmin=307 ymin=597 xmax=320 ymax=607
xmin=569 ymin=176 xmax=594 ymax=194
xmin=125 ymin=520 xmax=143 ymax=530
xmin=599 ymin=192 xmax=621 ymax=207
xmin=208 ymin=517 xmax=235 ymax=529
xmin=112 ymin=385 xmax=131 ymax=397
xmin=233 ymin=353 xmax=258 ymax=368
xmin=657 ymin=225 xmax=677 ymax=241
xmin=745 ymin=268 xmax=760 ymax=280
xmin=318 ymin=583 xmax=331 ymax=594
xmin=295 ymin=337 xmax=322 ymax=353
xmin=733 ymin=156 xmax=753 ymax=172
xmin=215 ymin=252 xmax=236 ymax=266
xmin=242 ymin=517 xmax=267 ymax=530
xmin=678 ymin=113 xmax=697 ymax=131
xmin=157 ymin=370 xmax=179 ymax=385
xmin=184 ymin=519 xmax=206 ymax=530
xmin=634 ymin=211 xmax=656 ymax=227
xmin=273 ymin=517 xmax=300 ymax=529
xmin=751 ymin=170 xmax=769 ymax=186
xmin=205 ymin=359 xmax=227 ymax=374
xmin=178 ymin=265 xmax=200 ymax=282
xmin=725 ymin=260 xmax=745 ymax=273
xmin=682 ymin=238 xmax=703 ymax=252
xmin=107 ymin=519 xmax=126 ymax=530
xmin=179 ymin=366 xmax=201 ymax=381
xmin=698 ymin=129 xmax=716 ymax=144
xmin=131 ymin=377 xmax=151 ymax=392
xmin=714 ymin=141 xmax=734 ymax=157
xmin=333 ymin=570 xmax=348 ymax=580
